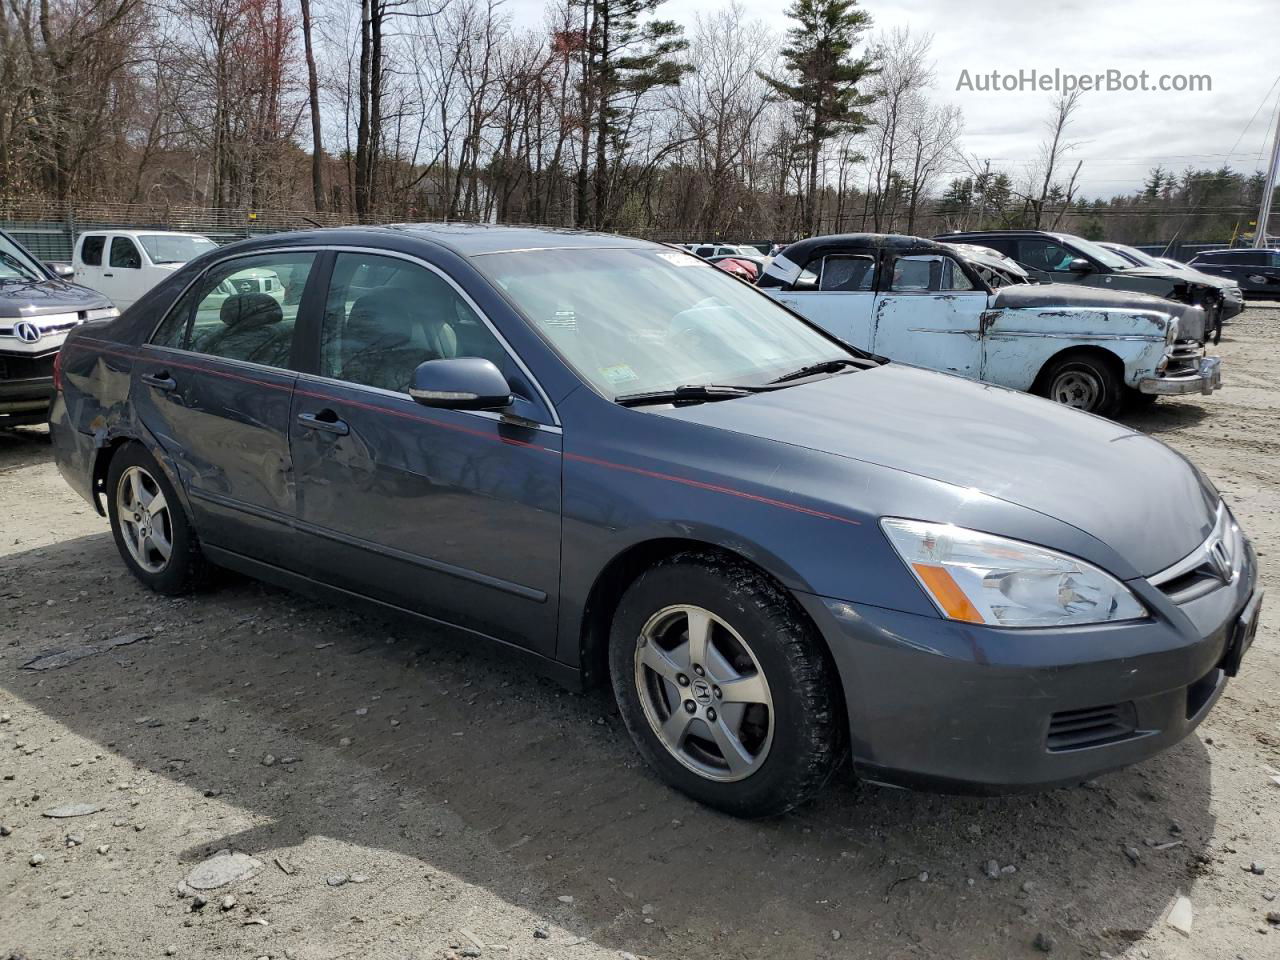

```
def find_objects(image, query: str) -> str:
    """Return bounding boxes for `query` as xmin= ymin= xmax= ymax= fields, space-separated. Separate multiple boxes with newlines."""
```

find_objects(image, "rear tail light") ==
xmin=52 ymin=349 xmax=64 ymax=392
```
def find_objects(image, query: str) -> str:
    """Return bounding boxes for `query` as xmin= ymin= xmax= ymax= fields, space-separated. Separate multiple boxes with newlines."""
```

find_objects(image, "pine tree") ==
xmin=762 ymin=0 xmax=874 ymax=234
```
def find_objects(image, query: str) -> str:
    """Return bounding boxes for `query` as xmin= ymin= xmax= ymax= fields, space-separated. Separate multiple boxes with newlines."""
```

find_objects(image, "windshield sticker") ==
xmin=600 ymin=363 xmax=640 ymax=385
xmin=655 ymin=251 xmax=705 ymax=267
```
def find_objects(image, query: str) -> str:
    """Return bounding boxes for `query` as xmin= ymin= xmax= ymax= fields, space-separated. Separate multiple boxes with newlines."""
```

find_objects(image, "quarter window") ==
xmin=888 ymin=254 xmax=975 ymax=292
xmin=150 ymin=252 xmax=316 ymax=368
xmin=109 ymin=237 xmax=142 ymax=269
xmin=80 ymin=235 xmax=105 ymax=266
xmin=320 ymin=253 xmax=509 ymax=394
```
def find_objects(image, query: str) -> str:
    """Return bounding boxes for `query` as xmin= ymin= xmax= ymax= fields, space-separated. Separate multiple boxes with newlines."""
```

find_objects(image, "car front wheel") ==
xmin=608 ymin=554 xmax=843 ymax=817
xmin=1039 ymin=352 xmax=1123 ymax=417
xmin=106 ymin=443 xmax=208 ymax=594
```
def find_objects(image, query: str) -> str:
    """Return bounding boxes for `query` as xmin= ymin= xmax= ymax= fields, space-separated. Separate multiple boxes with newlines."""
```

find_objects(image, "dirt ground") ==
xmin=3 ymin=306 xmax=1279 ymax=960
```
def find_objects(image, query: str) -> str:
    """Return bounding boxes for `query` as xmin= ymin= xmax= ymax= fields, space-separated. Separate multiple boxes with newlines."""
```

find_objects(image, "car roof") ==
xmin=778 ymin=233 xmax=948 ymax=264
xmin=87 ymin=229 xmax=212 ymax=238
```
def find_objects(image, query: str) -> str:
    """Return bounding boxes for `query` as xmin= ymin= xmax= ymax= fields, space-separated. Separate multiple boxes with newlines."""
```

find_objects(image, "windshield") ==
xmin=1114 ymin=244 xmax=1162 ymax=268
xmin=477 ymin=247 xmax=852 ymax=398
xmin=0 ymin=232 xmax=45 ymax=281
xmin=137 ymin=234 xmax=217 ymax=265
xmin=1058 ymin=235 xmax=1134 ymax=270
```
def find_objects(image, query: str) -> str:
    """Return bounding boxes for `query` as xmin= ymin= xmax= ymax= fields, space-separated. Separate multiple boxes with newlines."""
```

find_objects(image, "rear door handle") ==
xmin=103 ymin=272 xmax=114 ymax=277
xmin=141 ymin=371 xmax=176 ymax=391
xmin=297 ymin=411 xmax=349 ymax=436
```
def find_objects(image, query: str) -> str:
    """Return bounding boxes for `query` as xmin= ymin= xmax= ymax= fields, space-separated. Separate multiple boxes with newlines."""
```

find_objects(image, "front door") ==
xmin=871 ymin=252 xmax=987 ymax=378
xmin=771 ymin=253 xmax=879 ymax=348
xmin=288 ymin=251 xmax=563 ymax=656
xmin=75 ymin=234 xmax=106 ymax=291
xmin=132 ymin=250 xmax=321 ymax=566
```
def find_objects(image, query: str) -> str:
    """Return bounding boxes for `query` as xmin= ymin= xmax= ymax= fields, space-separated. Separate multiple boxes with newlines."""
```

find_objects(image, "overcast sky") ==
xmin=504 ymin=0 xmax=1280 ymax=198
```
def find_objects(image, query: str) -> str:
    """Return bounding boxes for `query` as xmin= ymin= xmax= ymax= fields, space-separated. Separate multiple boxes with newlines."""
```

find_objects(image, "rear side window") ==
xmin=109 ymin=237 xmax=142 ymax=269
xmin=819 ymin=255 xmax=877 ymax=292
xmin=319 ymin=252 xmax=510 ymax=393
xmin=151 ymin=252 xmax=316 ymax=368
xmin=80 ymin=235 xmax=105 ymax=266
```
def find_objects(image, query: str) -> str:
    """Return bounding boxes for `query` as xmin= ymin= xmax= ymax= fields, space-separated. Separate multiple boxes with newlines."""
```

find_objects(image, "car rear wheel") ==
xmin=608 ymin=554 xmax=843 ymax=817
xmin=1039 ymin=353 xmax=1122 ymax=417
xmin=106 ymin=443 xmax=208 ymax=594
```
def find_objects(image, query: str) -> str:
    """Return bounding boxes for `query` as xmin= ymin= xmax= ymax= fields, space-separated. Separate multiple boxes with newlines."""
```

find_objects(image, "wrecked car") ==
xmin=939 ymin=229 xmax=1236 ymax=342
xmin=49 ymin=225 xmax=1260 ymax=816
xmin=759 ymin=233 xmax=1220 ymax=417
xmin=1099 ymin=241 xmax=1245 ymax=330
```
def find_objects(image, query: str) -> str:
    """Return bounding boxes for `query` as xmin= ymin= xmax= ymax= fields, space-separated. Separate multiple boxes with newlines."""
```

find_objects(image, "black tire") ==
xmin=105 ymin=442 xmax=208 ymax=594
xmin=608 ymin=553 xmax=844 ymax=818
xmin=1038 ymin=352 xmax=1123 ymax=418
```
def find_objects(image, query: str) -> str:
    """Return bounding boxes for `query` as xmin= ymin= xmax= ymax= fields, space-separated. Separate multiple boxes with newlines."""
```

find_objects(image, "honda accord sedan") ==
xmin=49 ymin=225 xmax=1262 ymax=817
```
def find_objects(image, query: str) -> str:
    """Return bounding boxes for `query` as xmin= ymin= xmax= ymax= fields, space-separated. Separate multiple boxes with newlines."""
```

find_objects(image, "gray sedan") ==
xmin=50 ymin=224 xmax=1262 ymax=816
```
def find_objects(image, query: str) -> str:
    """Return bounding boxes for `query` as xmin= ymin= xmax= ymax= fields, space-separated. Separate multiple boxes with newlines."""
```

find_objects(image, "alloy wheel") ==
xmin=633 ymin=604 xmax=774 ymax=782
xmin=116 ymin=465 xmax=174 ymax=574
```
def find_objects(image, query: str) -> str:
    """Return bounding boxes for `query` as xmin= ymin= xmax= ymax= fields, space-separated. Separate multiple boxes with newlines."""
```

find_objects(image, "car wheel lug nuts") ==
xmin=684 ymin=700 xmax=696 ymax=714
xmin=706 ymin=708 xmax=717 ymax=722
xmin=713 ymin=686 xmax=722 ymax=698
xmin=693 ymin=665 xmax=704 ymax=676
xmin=677 ymin=674 xmax=689 ymax=686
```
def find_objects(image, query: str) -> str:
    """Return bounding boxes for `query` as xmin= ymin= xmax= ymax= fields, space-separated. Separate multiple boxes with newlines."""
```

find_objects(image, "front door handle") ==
xmin=103 ymin=272 xmax=114 ymax=278
xmin=141 ymin=371 xmax=176 ymax=391
xmin=297 ymin=411 xmax=350 ymax=436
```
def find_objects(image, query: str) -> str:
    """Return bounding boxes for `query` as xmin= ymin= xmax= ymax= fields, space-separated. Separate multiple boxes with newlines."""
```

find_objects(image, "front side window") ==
xmin=80 ymin=235 xmax=105 ymax=267
xmin=477 ymin=247 xmax=851 ymax=398
xmin=1054 ymin=236 xmax=1132 ymax=270
xmin=109 ymin=237 xmax=142 ymax=269
xmin=137 ymin=234 xmax=218 ymax=265
xmin=320 ymin=253 xmax=510 ymax=394
xmin=1014 ymin=239 xmax=1077 ymax=273
xmin=888 ymin=254 xmax=975 ymax=292
xmin=819 ymin=255 xmax=877 ymax=292
xmin=151 ymin=252 xmax=316 ymax=368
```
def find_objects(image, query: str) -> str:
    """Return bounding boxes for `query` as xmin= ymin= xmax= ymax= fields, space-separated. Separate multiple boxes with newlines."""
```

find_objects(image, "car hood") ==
xmin=658 ymin=364 xmax=1218 ymax=577
xmin=992 ymin=282 xmax=1206 ymax=341
xmin=0 ymin=278 xmax=113 ymax=317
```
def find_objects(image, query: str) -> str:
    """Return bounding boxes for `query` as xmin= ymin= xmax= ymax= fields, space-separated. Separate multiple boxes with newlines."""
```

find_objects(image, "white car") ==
xmin=759 ymin=233 xmax=1221 ymax=417
xmin=73 ymin=230 xmax=219 ymax=312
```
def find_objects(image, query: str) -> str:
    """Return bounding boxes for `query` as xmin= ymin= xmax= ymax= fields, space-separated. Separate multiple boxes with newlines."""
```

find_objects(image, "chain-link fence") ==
xmin=0 ymin=200 xmax=354 ymax=262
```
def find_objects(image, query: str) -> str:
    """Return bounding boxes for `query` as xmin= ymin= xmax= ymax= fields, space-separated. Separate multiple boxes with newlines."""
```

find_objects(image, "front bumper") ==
xmin=1139 ymin=355 xmax=1221 ymax=396
xmin=0 ymin=374 xmax=54 ymax=421
xmin=798 ymin=538 xmax=1259 ymax=792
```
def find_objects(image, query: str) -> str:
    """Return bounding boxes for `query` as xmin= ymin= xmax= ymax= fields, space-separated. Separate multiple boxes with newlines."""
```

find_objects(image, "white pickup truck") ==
xmin=759 ymin=233 xmax=1221 ymax=417
xmin=72 ymin=230 xmax=218 ymax=311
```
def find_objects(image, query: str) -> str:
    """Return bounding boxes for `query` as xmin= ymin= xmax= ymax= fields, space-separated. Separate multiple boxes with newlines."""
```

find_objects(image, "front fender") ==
xmin=982 ymin=306 xmax=1172 ymax=391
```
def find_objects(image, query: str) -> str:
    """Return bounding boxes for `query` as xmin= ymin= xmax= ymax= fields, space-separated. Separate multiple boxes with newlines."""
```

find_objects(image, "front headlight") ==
xmin=1165 ymin=317 xmax=1180 ymax=346
xmin=86 ymin=307 xmax=119 ymax=321
xmin=881 ymin=518 xmax=1147 ymax=628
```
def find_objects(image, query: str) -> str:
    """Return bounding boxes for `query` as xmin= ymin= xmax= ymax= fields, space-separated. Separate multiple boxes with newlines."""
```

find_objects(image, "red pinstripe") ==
xmin=71 ymin=338 xmax=860 ymax=526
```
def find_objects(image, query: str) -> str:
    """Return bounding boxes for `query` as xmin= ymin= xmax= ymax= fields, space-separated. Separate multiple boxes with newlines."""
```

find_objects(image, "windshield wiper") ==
xmin=0 ymin=251 xmax=37 ymax=281
xmin=615 ymin=384 xmax=758 ymax=407
xmin=768 ymin=358 xmax=860 ymax=384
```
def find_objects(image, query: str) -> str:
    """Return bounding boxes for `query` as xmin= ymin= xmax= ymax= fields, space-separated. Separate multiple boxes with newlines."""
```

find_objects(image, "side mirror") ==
xmin=46 ymin=261 xmax=75 ymax=279
xmin=1067 ymin=258 xmax=1093 ymax=273
xmin=409 ymin=357 xmax=512 ymax=411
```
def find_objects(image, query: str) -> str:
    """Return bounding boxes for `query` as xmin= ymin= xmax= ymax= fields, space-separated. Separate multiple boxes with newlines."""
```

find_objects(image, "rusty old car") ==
xmin=758 ymin=234 xmax=1221 ymax=417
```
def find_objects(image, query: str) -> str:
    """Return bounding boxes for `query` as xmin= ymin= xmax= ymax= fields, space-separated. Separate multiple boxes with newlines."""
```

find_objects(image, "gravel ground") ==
xmin=2 ymin=305 xmax=1278 ymax=960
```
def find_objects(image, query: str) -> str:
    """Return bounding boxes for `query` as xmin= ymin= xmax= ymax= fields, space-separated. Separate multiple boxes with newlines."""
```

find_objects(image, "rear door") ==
xmin=871 ymin=252 xmax=987 ymax=378
xmin=102 ymin=235 xmax=146 ymax=310
xmin=770 ymin=252 xmax=879 ymax=348
xmin=287 ymin=250 xmax=563 ymax=655
xmin=133 ymin=249 xmax=321 ymax=567
xmin=75 ymin=234 xmax=106 ymax=290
